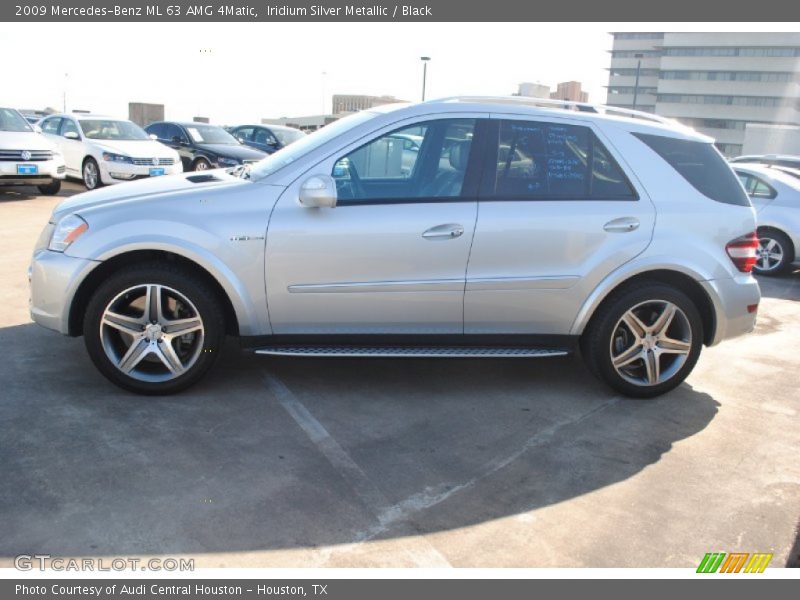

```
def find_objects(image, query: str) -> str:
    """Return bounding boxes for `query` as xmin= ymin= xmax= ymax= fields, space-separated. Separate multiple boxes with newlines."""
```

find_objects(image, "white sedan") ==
xmin=733 ymin=163 xmax=800 ymax=275
xmin=39 ymin=114 xmax=182 ymax=190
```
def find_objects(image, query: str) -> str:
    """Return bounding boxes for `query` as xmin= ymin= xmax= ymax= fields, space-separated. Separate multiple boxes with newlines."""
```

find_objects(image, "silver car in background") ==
xmin=29 ymin=97 xmax=761 ymax=398
xmin=732 ymin=163 xmax=800 ymax=275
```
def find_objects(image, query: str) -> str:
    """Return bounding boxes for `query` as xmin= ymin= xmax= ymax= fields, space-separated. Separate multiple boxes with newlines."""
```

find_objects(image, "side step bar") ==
xmin=253 ymin=346 xmax=570 ymax=358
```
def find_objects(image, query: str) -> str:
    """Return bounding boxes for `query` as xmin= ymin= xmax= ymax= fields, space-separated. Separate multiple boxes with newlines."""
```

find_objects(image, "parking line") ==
xmin=263 ymin=372 xmax=452 ymax=567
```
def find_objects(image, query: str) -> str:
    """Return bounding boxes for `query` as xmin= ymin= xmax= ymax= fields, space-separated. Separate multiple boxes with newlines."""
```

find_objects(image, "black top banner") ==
xmin=4 ymin=0 xmax=800 ymax=21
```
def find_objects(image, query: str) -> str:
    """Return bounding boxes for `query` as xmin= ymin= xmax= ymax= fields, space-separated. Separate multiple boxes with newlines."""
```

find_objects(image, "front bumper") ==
xmin=98 ymin=160 xmax=182 ymax=185
xmin=701 ymin=274 xmax=761 ymax=346
xmin=29 ymin=249 xmax=99 ymax=335
xmin=0 ymin=157 xmax=66 ymax=185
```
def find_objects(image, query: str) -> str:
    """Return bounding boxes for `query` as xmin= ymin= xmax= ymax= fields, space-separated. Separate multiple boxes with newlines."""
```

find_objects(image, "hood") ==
xmin=0 ymin=130 xmax=59 ymax=151
xmin=90 ymin=139 xmax=177 ymax=158
xmin=52 ymin=169 xmax=245 ymax=220
xmin=196 ymin=143 xmax=267 ymax=160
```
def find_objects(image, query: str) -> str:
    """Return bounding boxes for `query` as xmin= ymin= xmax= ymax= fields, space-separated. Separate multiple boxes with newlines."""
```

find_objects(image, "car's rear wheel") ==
xmin=193 ymin=158 xmax=211 ymax=171
xmin=754 ymin=228 xmax=793 ymax=276
xmin=82 ymin=157 xmax=102 ymax=190
xmin=37 ymin=180 xmax=61 ymax=195
xmin=581 ymin=282 xmax=703 ymax=398
xmin=83 ymin=262 xmax=225 ymax=395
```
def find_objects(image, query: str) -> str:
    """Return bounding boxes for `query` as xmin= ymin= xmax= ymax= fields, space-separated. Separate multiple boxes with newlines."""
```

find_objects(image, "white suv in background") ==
xmin=39 ymin=114 xmax=182 ymax=190
xmin=0 ymin=107 xmax=65 ymax=195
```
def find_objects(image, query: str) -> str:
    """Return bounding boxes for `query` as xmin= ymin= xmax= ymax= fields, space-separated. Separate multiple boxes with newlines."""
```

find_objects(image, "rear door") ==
xmin=464 ymin=115 xmax=656 ymax=335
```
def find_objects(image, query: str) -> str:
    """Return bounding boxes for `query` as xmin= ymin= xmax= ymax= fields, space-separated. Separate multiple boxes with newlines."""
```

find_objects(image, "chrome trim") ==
xmin=466 ymin=276 xmax=579 ymax=291
xmin=288 ymin=279 xmax=464 ymax=293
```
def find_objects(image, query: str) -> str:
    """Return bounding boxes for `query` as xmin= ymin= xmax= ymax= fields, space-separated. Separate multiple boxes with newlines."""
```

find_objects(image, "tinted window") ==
xmin=41 ymin=117 xmax=61 ymax=135
xmin=163 ymin=124 xmax=186 ymax=142
xmin=332 ymin=119 xmax=476 ymax=203
xmin=634 ymin=133 xmax=751 ymax=206
xmin=486 ymin=120 xmax=635 ymax=200
xmin=234 ymin=127 xmax=255 ymax=142
xmin=253 ymin=128 xmax=277 ymax=146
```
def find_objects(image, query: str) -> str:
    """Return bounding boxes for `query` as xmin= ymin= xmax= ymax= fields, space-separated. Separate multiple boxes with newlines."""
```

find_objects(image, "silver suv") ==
xmin=29 ymin=98 xmax=761 ymax=398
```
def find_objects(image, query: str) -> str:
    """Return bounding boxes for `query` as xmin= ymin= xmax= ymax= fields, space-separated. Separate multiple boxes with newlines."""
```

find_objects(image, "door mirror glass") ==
xmin=299 ymin=175 xmax=337 ymax=208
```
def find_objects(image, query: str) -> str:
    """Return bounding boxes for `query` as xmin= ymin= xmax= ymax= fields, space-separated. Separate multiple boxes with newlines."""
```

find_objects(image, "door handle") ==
xmin=422 ymin=224 xmax=465 ymax=240
xmin=604 ymin=217 xmax=640 ymax=233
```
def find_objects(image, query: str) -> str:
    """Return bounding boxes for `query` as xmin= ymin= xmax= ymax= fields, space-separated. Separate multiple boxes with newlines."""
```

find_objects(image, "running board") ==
xmin=253 ymin=346 xmax=570 ymax=358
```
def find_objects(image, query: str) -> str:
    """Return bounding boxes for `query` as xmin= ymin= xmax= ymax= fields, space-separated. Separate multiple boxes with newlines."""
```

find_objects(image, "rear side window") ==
xmin=634 ymin=133 xmax=751 ymax=206
xmin=484 ymin=120 xmax=637 ymax=200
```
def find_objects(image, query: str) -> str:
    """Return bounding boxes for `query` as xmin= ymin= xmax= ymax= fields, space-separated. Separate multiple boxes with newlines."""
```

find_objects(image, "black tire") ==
xmin=83 ymin=262 xmax=226 ymax=395
xmin=37 ymin=180 xmax=61 ymax=195
xmin=192 ymin=158 xmax=211 ymax=171
xmin=753 ymin=228 xmax=794 ymax=276
xmin=82 ymin=157 xmax=102 ymax=190
xmin=580 ymin=281 xmax=704 ymax=399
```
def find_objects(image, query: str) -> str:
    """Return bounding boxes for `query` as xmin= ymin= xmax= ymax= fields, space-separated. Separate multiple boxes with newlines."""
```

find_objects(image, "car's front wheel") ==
xmin=82 ymin=157 xmax=102 ymax=190
xmin=83 ymin=262 xmax=225 ymax=394
xmin=581 ymin=282 xmax=703 ymax=398
xmin=193 ymin=158 xmax=211 ymax=171
xmin=37 ymin=180 xmax=61 ymax=195
xmin=754 ymin=228 xmax=794 ymax=276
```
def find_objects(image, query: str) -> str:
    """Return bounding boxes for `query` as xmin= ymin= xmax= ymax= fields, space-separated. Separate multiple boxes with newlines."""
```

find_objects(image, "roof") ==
xmin=369 ymin=96 xmax=710 ymax=142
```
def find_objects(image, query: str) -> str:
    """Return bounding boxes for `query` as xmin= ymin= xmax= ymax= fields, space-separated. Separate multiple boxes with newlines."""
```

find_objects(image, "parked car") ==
xmin=729 ymin=154 xmax=800 ymax=170
xmin=0 ymin=107 xmax=65 ymax=195
xmin=732 ymin=163 xmax=799 ymax=275
xmin=29 ymin=97 xmax=761 ymax=398
xmin=227 ymin=124 xmax=305 ymax=154
xmin=38 ymin=114 xmax=182 ymax=190
xmin=145 ymin=121 xmax=267 ymax=171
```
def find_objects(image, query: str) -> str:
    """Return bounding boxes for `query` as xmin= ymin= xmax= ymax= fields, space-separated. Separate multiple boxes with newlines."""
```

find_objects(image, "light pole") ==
xmin=63 ymin=73 xmax=68 ymax=113
xmin=631 ymin=53 xmax=644 ymax=111
xmin=321 ymin=71 xmax=327 ymax=114
xmin=420 ymin=56 xmax=431 ymax=101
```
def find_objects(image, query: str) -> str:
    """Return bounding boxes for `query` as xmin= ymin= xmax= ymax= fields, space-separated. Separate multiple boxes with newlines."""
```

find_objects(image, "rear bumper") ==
xmin=29 ymin=249 xmax=99 ymax=335
xmin=701 ymin=275 xmax=761 ymax=346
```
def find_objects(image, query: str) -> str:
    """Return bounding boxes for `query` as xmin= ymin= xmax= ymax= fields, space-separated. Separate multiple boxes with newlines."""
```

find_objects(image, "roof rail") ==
xmin=432 ymin=96 xmax=680 ymax=127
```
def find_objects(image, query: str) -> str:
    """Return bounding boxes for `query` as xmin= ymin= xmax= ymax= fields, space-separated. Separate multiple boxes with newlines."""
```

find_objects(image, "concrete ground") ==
xmin=1 ymin=181 xmax=798 ymax=568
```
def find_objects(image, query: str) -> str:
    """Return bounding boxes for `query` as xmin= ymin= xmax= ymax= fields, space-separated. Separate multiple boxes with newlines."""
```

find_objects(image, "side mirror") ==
xmin=64 ymin=131 xmax=79 ymax=140
xmin=299 ymin=175 xmax=337 ymax=208
xmin=33 ymin=125 xmax=43 ymax=134
xmin=149 ymin=133 xmax=158 ymax=140
xmin=171 ymin=136 xmax=184 ymax=145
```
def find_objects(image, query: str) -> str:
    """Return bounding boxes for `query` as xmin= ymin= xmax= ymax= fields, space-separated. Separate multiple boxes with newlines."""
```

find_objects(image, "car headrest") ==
xmin=449 ymin=140 xmax=472 ymax=172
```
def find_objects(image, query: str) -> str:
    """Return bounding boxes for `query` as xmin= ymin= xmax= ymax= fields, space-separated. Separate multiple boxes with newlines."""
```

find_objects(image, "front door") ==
xmin=265 ymin=117 xmax=485 ymax=335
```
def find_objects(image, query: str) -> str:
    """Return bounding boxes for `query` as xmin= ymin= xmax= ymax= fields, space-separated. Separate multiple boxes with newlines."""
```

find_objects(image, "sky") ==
xmin=0 ymin=23 xmax=792 ymax=125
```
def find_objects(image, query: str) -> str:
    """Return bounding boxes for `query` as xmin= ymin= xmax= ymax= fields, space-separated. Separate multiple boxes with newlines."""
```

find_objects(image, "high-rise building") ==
xmin=550 ymin=81 xmax=589 ymax=102
xmin=606 ymin=32 xmax=800 ymax=156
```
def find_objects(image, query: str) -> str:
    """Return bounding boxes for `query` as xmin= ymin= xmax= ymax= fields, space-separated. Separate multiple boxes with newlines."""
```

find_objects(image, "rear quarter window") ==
xmin=634 ymin=133 xmax=751 ymax=207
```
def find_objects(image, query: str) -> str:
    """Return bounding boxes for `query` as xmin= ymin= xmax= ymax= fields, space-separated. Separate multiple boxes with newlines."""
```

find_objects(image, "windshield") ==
xmin=184 ymin=124 xmax=239 ymax=145
xmin=273 ymin=127 xmax=305 ymax=145
xmin=249 ymin=111 xmax=377 ymax=182
xmin=0 ymin=107 xmax=34 ymax=132
xmin=79 ymin=119 xmax=150 ymax=140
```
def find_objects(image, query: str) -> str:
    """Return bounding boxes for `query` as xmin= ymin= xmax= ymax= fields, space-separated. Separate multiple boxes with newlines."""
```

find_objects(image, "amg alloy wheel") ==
xmin=581 ymin=282 xmax=703 ymax=398
xmin=84 ymin=263 xmax=225 ymax=394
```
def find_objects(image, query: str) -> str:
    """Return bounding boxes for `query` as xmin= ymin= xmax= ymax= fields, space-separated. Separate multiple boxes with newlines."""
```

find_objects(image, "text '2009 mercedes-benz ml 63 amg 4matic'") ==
xmin=29 ymin=97 xmax=761 ymax=398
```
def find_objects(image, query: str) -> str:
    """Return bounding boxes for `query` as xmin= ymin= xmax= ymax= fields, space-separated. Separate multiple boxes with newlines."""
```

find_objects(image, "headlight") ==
xmin=49 ymin=214 xmax=88 ymax=252
xmin=217 ymin=157 xmax=239 ymax=167
xmin=102 ymin=152 xmax=132 ymax=163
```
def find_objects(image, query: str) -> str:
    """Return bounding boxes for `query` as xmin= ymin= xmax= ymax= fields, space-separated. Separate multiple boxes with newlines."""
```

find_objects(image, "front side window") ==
xmin=41 ymin=117 xmax=61 ymax=135
xmin=484 ymin=120 xmax=636 ymax=200
xmin=234 ymin=127 xmax=254 ymax=142
xmin=61 ymin=119 xmax=79 ymax=138
xmin=331 ymin=119 xmax=476 ymax=204
xmin=254 ymin=128 xmax=278 ymax=146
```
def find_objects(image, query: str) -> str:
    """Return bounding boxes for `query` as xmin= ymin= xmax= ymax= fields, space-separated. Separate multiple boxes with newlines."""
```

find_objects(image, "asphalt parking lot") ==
xmin=1 ymin=181 xmax=798 ymax=568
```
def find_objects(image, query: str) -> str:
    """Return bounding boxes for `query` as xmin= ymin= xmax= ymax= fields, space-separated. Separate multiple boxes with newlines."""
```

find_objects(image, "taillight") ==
xmin=726 ymin=232 xmax=759 ymax=273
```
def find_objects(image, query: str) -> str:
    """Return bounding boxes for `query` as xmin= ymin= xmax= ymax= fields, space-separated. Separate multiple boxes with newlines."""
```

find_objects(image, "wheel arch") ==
xmin=573 ymin=268 xmax=717 ymax=346
xmin=68 ymin=249 xmax=240 ymax=337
